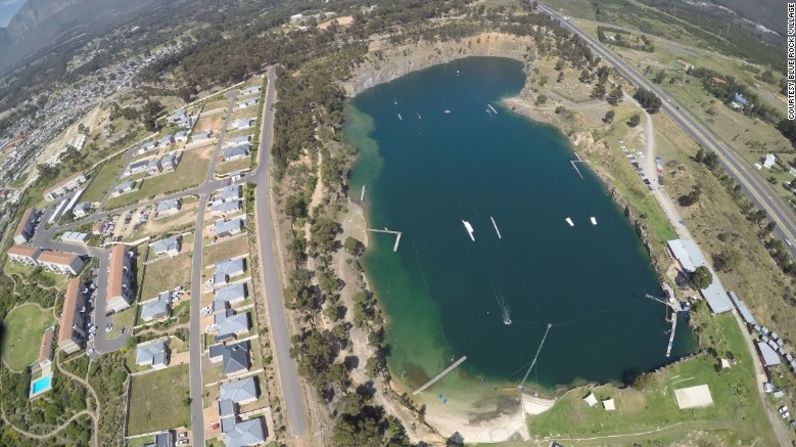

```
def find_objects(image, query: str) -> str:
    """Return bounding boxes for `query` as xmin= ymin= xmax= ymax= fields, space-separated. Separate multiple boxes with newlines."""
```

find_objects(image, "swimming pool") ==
xmin=30 ymin=376 xmax=52 ymax=396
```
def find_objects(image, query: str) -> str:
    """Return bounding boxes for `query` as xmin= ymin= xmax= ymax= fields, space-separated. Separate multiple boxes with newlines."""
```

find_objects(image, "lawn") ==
xmin=139 ymin=252 xmax=193 ymax=299
xmin=216 ymin=157 xmax=251 ymax=176
xmin=1 ymin=303 xmax=54 ymax=371
xmin=204 ymin=236 xmax=249 ymax=264
xmin=520 ymin=312 xmax=776 ymax=446
xmin=127 ymin=364 xmax=190 ymax=435
xmin=106 ymin=147 xmax=213 ymax=209
xmin=80 ymin=153 xmax=127 ymax=204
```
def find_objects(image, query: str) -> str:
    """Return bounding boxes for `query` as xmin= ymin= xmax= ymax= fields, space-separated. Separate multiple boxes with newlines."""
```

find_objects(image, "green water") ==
xmin=346 ymin=57 xmax=694 ymax=396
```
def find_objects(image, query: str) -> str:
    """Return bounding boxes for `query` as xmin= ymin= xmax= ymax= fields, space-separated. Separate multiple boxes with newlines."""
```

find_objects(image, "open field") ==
xmin=140 ymin=252 xmax=192 ymax=299
xmin=1 ymin=303 xmax=54 ymax=371
xmin=520 ymin=312 xmax=776 ymax=446
xmin=80 ymin=153 xmax=127 ymax=203
xmin=127 ymin=364 xmax=191 ymax=435
xmin=204 ymin=235 xmax=248 ymax=264
xmin=215 ymin=158 xmax=251 ymax=176
xmin=106 ymin=145 xmax=213 ymax=209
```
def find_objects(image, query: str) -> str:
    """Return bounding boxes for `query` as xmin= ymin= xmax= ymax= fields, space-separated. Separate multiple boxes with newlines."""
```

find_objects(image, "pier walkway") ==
xmin=412 ymin=356 xmax=467 ymax=396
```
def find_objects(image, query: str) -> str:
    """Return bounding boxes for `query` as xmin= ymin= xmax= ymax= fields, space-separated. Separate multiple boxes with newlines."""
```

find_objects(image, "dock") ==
xmin=665 ymin=311 xmax=678 ymax=358
xmin=413 ymin=356 xmax=467 ymax=396
xmin=570 ymin=153 xmax=585 ymax=179
xmin=360 ymin=185 xmax=366 ymax=202
xmin=367 ymin=227 xmax=402 ymax=252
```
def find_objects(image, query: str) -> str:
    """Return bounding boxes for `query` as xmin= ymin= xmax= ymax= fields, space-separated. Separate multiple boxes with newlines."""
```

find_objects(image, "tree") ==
xmin=344 ymin=237 xmax=365 ymax=256
xmin=590 ymin=82 xmax=606 ymax=99
xmin=678 ymin=187 xmax=702 ymax=207
xmin=633 ymin=88 xmax=662 ymax=113
xmin=606 ymin=84 xmax=623 ymax=105
xmin=627 ymin=113 xmax=641 ymax=127
xmin=141 ymin=100 xmax=164 ymax=132
xmin=285 ymin=195 xmax=308 ymax=221
xmin=603 ymin=110 xmax=615 ymax=124
xmin=714 ymin=248 xmax=741 ymax=272
xmin=688 ymin=266 xmax=713 ymax=290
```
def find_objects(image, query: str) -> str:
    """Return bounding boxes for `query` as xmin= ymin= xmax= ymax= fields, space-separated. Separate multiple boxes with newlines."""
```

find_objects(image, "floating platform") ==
xmin=462 ymin=220 xmax=475 ymax=241
xmin=490 ymin=216 xmax=502 ymax=239
xmin=590 ymin=217 xmax=597 ymax=225
xmin=565 ymin=217 xmax=574 ymax=227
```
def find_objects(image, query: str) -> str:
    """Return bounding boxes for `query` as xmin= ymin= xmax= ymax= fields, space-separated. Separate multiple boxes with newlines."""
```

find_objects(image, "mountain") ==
xmin=710 ymin=0 xmax=785 ymax=35
xmin=0 ymin=0 xmax=167 ymax=72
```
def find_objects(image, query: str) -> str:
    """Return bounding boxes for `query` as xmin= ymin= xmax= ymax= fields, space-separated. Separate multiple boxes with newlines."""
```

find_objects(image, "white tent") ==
xmin=602 ymin=398 xmax=616 ymax=411
xmin=584 ymin=392 xmax=598 ymax=407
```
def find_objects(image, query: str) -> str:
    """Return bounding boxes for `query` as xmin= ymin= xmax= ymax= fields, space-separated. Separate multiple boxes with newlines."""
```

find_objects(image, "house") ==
xmin=174 ymin=131 xmax=189 ymax=143
xmin=137 ymin=141 xmax=158 ymax=155
xmin=153 ymin=235 xmax=181 ymax=257
xmin=72 ymin=202 xmax=93 ymax=218
xmin=215 ymin=283 xmax=247 ymax=306
xmin=225 ymin=135 xmax=252 ymax=147
xmin=136 ymin=339 xmax=170 ymax=370
xmin=169 ymin=109 xmax=193 ymax=128
xmin=112 ymin=180 xmax=137 ymax=197
xmin=156 ymin=198 xmax=181 ymax=217
xmin=36 ymin=250 xmax=84 ymax=275
xmin=230 ymin=118 xmax=255 ymax=131
xmin=209 ymin=341 xmax=250 ymax=375
xmin=60 ymin=231 xmax=88 ymax=244
xmin=158 ymin=134 xmax=175 ymax=147
xmin=142 ymin=430 xmax=174 ymax=447
xmin=211 ymin=199 xmax=242 ymax=217
xmin=222 ymin=145 xmax=250 ymax=162
xmin=666 ymin=239 xmax=732 ymax=313
xmin=123 ymin=159 xmax=150 ymax=177
xmin=763 ymin=154 xmax=777 ymax=169
xmin=34 ymin=327 xmax=55 ymax=372
xmin=242 ymin=86 xmax=260 ymax=96
xmin=733 ymin=92 xmax=749 ymax=108
xmin=214 ymin=305 xmax=250 ymax=342
xmin=43 ymin=172 xmax=87 ymax=202
xmin=160 ymin=152 xmax=179 ymax=172
xmin=218 ymin=184 xmax=241 ymax=203
xmin=729 ymin=291 xmax=757 ymax=327
xmin=140 ymin=291 xmax=172 ymax=322
xmin=147 ymin=157 xmax=162 ymax=175
xmin=191 ymin=130 xmax=213 ymax=143
xmin=106 ymin=245 xmax=133 ymax=313
xmin=7 ymin=245 xmax=41 ymax=266
xmin=58 ymin=278 xmax=86 ymax=354
xmin=236 ymin=96 xmax=259 ymax=110
xmin=222 ymin=415 xmax=266 ymax=447
xmin=214 ymin=218 xmax=244 ymax=238
xmin=214 ymin=258 xmax=246 ymax=286
xmin=13 ymin=207 xmax=37 ymax=244
xmin=219 ymin=377 xmax=259 ymax=405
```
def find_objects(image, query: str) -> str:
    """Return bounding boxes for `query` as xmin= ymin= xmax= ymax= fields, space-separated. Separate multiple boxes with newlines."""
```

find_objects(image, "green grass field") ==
xmin=81 ymin=154 xmax=127 ymax=204
xmin=1 ymin=303 xmax=54 ymax=371
xmin=126 ymin=364 xmax=190 ymax=435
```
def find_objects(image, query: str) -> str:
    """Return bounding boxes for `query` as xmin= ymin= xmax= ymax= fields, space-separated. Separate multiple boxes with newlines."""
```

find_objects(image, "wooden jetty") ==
xmin=645 ymin=291 xmax=682 ymax=358
xmin=413 ymin=356 xmax=467 ymax=396
xmin=366 ymin=227 xmax=402 ymax=252
xmin=665 ymin=312 xmax=678 ymax=358
xmin=360 ymin=185 xmax=366 ymax=202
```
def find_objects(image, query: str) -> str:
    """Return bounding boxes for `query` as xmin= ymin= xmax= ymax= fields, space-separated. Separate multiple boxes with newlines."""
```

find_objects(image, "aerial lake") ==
xmin=346 ymin=57 xmax=694 ymax=400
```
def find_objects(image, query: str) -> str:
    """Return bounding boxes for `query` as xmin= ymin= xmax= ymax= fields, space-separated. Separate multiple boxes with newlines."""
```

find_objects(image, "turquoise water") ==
xmin=347 ymin=57 xmax=694 ymax=394
xmin=30 ymin=375 xmax=52 ymax=395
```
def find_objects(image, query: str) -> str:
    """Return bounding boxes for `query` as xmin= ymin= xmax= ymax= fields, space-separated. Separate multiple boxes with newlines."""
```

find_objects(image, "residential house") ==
xmin=137 ymin=141 xmax=158 ymax=155
xmin=158 ymin=134 xmax=175 ymax=147
xmin=215 ymin=283 xmax=247 ymax=306
xmin=13 ymin=207 xmax=37 ymax=244
xmin=160 ymin=152 xmax=179 ymax=172
xmin=156 ymin=198 xmax=181 ymax=217
xmin=236 ymin=97 xmax=259 ymax=110
xmin=140 ymin=291 xmax=172 ymax=322
xmin=763 ymin=154 xmax=777 ymax=169
xmin=208 ymin=341 xmax=250 ymax=376
xmin=222 ymin=145 xmax=250 ymax=162
xmin=106 ymin=245 xmax=133 ymax=313
xmin=169 ymin=109 xmax=193 ymax=128
xmin=58 ymin=278 xmax=86 ymax=354
xmin=218 ymin=184 xmax=241 ymax=203
xmin=190 ymin=131 xmax=213 ymax=144
xmin=174 ymin=131 xmax=188 ymax=143
xmin=153 ymin=235 xmax=181 ymax=257
xmin=36 ymin=250 xmax=84 ymax=275
xmin=219 ymin=377 xmax=258 ymax=405
xmin=43 ymin=172 xmax=87 ymax=201
xmin=136 ymin=339 xmax=170 ymax=370
xmin=213 ymin=258 xmax=246 ymax=287
xmin=60 ymin=231 xmax=88 ymax=244
xmin=72 ymin=202 xmax=93 ymax=218
xmin=214 ymin=218 xmax=244 ymax=238
xmin=147 ymin=157 xmax=162 ymax=175
xmin=230 ymin=118 xmax=254 ymax=131
xmin=123 ymin=159 xmax=150 ymax=177
xmin=224 ymin=135 xmax=251 ymax=147
xmin=241 ymin=86 xmax=260 ymax=96
xmin=142 ymin=430 xmax=174 ymax=447
xmin=213 ymin=304 xmax=250 ymax=342
xmin=7 ymin=245 xmax=41 ymax=266
xmin=211 ymin=199 xmax=241 ymax=217
xmin=112 ymin=180 xmax=137 ymax=197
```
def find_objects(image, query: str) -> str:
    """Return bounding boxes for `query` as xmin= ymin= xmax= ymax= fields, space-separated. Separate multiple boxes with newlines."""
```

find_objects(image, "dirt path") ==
xmin=56 ymin=353 xmax=100 ymax=447
xmin=0 ymin=406 xmax=94 ymax=443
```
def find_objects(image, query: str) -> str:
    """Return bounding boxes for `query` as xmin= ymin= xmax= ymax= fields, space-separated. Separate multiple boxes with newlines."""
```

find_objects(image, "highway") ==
xmin=537 ymin=2 xmax=796 ymax=258
xmin=251 ymin=66 xmax=310 ymax=439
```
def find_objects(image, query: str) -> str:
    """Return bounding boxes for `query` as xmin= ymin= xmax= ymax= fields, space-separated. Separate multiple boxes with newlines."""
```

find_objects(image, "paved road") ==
xmin=537 ymin=2 xmax=796 ymax=258
xmin=187 ymin=89 xmax=238 ymax=446
xmin=251 ymin=66 xmax=310 ymax=438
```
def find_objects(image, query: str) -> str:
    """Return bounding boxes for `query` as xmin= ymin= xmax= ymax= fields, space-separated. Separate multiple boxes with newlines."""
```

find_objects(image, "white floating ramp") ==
xmin=462 ymin=220 xmax=475 ymax=241
xmin=490 ymin=216 xmax=502 ymax=239
xmin=487 ymin=104 xmax=498 ymax=114
xmin=397 ymin=113 xmax=403 ymax=121
xmin=590 ymin=217 xmax=597 ymax=225
xmin=413 ymin=356 xmax=467 ymax=396
xmin=565 ymin=217 xmax=574 ymax=227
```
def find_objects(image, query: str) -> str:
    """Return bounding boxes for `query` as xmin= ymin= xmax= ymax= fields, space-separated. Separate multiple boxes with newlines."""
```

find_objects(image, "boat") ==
xmin=490 ymin=216 xmax=502 ymax=239
xmin=444 ymin=109 xmax=451 ymax=114
xmin=417 ymin=112 xmax=422 ymax=120
xmin=590 ymin=216 xmax=597 ymax=225
xmin=487 ymin=104 xmax=498 ymax=114
xmin=397 ymin=113 xmax=403 ymax=121
xmin=565 ymin=217 xmax=574 ymax=227
xmin=462 ymin=220 xmax=475 ymax=241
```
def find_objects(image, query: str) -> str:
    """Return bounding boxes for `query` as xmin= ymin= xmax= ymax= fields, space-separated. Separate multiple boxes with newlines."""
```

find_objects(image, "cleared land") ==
xmin=81 ymin=153 xmax=127 ymax=203
xmin=1 ymin=303 xmax=54 ymax=371
xmin=127 ymin=364 xmax=191 ymax=435
xmin=140 ymin=252 xmax=193 ymax=299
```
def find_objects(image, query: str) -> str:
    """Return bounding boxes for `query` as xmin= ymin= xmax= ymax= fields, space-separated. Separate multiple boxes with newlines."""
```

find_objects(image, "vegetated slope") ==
xmin=0 ymin=0 xmax=168 ymax=72
xmin=710 ymin=0 xmax=785 ymax=35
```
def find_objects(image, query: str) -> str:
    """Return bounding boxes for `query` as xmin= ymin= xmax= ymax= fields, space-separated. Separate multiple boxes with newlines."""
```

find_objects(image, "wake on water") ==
xmin=495 ymin=293 xmax=512 ymax=326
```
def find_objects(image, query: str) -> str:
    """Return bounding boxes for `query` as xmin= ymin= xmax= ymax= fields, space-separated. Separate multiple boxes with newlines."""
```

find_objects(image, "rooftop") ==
xmin=58 ymin=278 xmax=82 ymax=346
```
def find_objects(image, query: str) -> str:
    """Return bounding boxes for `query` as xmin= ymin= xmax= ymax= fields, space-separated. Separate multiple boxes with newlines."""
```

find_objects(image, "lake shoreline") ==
xmin=340 ymin=35 xmax=691 ymax=444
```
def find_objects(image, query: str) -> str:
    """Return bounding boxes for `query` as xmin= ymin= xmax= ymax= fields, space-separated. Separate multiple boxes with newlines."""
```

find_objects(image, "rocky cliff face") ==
xmin=4 ymin=0 xmax=81 ymax=41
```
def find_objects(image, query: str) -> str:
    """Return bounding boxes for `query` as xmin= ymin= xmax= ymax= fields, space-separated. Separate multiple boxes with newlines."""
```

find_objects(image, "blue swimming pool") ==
xmin=30 ymin=376 xmax=52 ymax=396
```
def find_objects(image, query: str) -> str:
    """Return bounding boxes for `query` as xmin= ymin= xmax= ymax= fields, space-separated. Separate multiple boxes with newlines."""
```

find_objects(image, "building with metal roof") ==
xmin=729 ymin=291 xmax=757 ymax=326
xmin=667 ymin=239 xmax=732 ymax=313
xmin=153 ymin=235 xmax=181 ymax=257
xmin=140 ymin=291 xmax=172 ymax=322
xmin=219 ymin=377 xmax=258 ymax=405
xmin=136 ymin=339 xmax=170 ymax=370
xmin=213 ymin=258 xmax=245 ymax=286
xmin=757 ymin=341 xmax=782 ymax=367
xmin=156 ymin=198 xmax=181 ymax=217
xmin=208 ymin=341 xmax=250 ymax=376
xmin=215 ymin=218 xmax=244 ymax=238
xmin=215 ymin=283 xmax=247 ymax=305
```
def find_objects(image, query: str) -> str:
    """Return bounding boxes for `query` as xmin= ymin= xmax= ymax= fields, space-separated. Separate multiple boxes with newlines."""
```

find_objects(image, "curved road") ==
xmin=537 ymin=2 xmax=796 ymax=258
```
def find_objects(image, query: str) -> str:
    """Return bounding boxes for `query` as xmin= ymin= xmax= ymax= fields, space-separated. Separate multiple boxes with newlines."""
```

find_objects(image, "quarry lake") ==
xmin=346 ymin=57 xmax=695 ymax=397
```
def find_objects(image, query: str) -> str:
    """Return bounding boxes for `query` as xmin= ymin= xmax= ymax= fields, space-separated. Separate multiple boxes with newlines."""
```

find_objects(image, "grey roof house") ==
xmin=136 ymin=339 xmax=170 ymax=370
xmin=208 ymin=341 xmax=250 ymax=375
xmin=140 ymin=291 xmax=172 ymax=322
xmin=153 ymin=235 xmax=181 ymax=257
xmin=219 ymin=376 xmax=259 ymax=405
